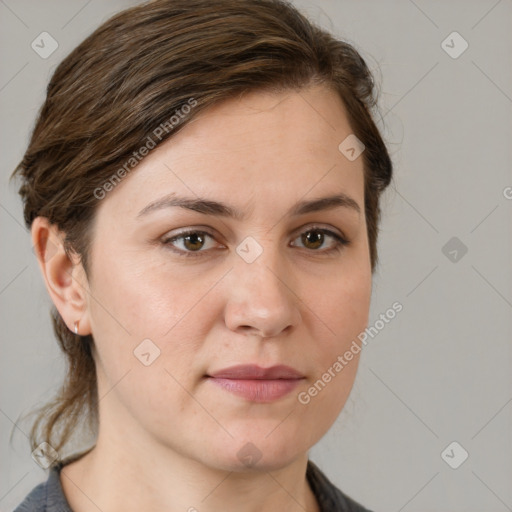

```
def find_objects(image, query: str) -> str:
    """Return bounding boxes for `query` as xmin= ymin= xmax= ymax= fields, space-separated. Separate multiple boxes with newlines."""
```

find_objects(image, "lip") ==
xmin=207 ymin=364 xmax=304 ymax=380
xmin=206 ymin=364 xmax=305 ymax=403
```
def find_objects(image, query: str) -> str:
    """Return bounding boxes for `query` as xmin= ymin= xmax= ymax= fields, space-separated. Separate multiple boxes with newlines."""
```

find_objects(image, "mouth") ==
xmin=205 ymin=364 xmax=305 ymax=403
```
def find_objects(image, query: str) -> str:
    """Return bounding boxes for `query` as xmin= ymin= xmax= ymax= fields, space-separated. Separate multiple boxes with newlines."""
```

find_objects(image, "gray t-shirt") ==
xmin=13 ymin=458 xmax=374 ymax=512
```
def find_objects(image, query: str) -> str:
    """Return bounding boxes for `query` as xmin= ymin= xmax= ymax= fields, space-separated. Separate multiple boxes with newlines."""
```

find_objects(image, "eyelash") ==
xmin=161 ymin=226 xmax=350 ymax=259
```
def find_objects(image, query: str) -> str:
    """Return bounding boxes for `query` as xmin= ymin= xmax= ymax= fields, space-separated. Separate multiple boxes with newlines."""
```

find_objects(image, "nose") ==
xmin=224 ymin=247 xmax=302 ymax=339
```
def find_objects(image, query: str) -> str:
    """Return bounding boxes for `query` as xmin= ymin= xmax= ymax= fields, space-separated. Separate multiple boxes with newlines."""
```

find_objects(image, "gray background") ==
xmin=1 ymin=1 xmax=511 ymax=511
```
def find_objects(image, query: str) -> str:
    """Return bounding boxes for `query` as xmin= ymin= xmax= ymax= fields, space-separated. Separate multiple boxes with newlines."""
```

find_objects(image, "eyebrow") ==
xmin=136 ymin=192 xmax=361 ymax=220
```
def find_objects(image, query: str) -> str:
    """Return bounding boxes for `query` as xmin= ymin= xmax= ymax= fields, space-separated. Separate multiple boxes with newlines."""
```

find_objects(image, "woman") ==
xmin=11 ymin=0 xmax=393 ymax=510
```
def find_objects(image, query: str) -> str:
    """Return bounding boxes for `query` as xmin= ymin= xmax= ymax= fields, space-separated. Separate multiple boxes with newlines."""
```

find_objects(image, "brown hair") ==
xmin=10 ymin=0 xmax=393 ymax=462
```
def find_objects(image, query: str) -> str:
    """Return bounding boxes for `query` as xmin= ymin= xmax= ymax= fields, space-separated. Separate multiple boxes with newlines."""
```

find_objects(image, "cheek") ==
xmin=89 ymin=249 xmax=197 ymax=337
xmin=313 ymin=267 xmax=371 ymax=351
xmin=300 ymin=265 xmax=371 ymax=416
xmin=303 ymin=226 xmax=372 ymax=348
xmin=86 ymin=258 xmax=207 ymax=433
xmin=87 ymin=252 xmax=218 ymax=386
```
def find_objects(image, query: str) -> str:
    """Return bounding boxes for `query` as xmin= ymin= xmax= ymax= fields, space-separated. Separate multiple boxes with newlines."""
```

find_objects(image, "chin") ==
xmin=201 ymin=435 xmax=308 ymax=474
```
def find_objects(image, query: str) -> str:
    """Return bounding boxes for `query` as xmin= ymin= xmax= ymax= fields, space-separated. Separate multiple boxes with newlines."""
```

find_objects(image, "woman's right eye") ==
xmin=162 ymin=230 xmax=219 ymax=258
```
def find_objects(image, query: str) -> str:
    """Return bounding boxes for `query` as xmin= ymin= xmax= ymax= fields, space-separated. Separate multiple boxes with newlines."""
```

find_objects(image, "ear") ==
xmin=31 ymin=216 xmax=91 ymax=336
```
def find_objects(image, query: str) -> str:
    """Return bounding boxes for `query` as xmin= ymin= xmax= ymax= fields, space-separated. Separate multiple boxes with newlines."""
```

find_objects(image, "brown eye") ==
xmin=301 ymin=230 xmax=324 ymax=250
xmin=292 ymin=227 xmax=349 ymax=254
xmin=162 ymin=227 xmax=349 ymax=259
xmin=162 ymin=230 xmax=219 ymax=257
xmin=182 ymin=232 xmax=206 ymax=251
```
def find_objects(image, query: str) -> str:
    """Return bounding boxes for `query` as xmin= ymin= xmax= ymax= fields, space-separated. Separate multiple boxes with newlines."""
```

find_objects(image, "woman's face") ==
xmin=82 ymin=84 xmax=371 ymax=471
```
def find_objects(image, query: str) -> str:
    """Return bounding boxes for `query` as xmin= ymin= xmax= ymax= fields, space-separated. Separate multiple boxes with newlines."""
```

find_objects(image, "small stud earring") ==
xmin=74 ymin=321 xmax=79 ymax=335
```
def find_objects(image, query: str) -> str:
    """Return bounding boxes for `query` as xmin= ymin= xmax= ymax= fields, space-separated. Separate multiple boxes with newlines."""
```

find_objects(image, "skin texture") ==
xmin=32 ymin=83 xmax=372 ymax=512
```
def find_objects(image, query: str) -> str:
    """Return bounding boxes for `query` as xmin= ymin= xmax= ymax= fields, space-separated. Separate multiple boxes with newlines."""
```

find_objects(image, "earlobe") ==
xmin=31 ymin=216 xmax=91 ymax=336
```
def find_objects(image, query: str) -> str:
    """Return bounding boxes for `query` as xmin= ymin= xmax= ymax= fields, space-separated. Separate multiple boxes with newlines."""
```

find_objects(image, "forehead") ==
xmin=97 ymin=84 xmax=365 ymax=219
xmin=165 ymin=84 xmax=355 ymax=162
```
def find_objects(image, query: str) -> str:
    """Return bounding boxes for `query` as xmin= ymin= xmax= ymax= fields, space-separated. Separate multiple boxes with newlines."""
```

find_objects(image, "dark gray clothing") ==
xmin=14 ymin=458 xmax=373 ymax=512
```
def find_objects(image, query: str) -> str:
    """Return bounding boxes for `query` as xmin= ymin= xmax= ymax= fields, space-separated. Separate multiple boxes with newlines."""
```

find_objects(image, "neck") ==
xmin=60 ymin=426 xmax=319 ymax=512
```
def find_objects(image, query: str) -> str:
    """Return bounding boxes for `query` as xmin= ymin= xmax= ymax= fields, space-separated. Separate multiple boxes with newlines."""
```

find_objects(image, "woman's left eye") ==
xmin=161 ymin=227 xmax=350 ymax=258
xmin=291 ymin=228 xmax=350 ymax=254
